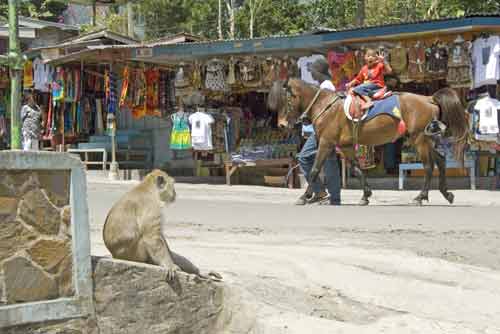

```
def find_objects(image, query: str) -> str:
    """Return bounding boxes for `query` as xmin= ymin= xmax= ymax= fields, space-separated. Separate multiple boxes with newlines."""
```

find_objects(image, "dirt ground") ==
xmin=88 ymin=180 xmax=500 ymax=334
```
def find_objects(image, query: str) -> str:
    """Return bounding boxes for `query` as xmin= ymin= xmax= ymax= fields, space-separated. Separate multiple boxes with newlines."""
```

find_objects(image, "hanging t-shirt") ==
xmin=33 ymin=58 xmax=52 ymax=92
xmin=474 ymin=96 xmax=500 ymax=135
xmin=472 ymin=36 xmax=500 ymax=88
xmin=23 ymin=60 xmax=33 ymax=88
xmin=189 ymin=111 xmax=215 ymax=150
xmin=297 ymin=55 xmax=325 ymax=85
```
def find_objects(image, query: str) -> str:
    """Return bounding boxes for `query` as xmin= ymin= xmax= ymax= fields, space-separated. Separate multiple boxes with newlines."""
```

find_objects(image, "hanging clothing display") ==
xmin=389 ymin=45 xmax=408 ymax=80
xmin=262 ymin=57 xmax=278 ymax=88
xmin=425 ymin=42 xmax=448 ymax=76
xmin=52 ymin=68 xmax=65 ymax=102
xmin=238 ymin=56 xmax=261 ymax=88
xmin=227 ymin=57 xmax=237 ymax=86
xmin=170 ymin=112 xmax=191 ymax=150
xmin=105 ymin=70 xmax=118 ymax=114
xmin=145 ymin=68 xmax=160 ymax=116
xmin=205 ymin=59 xmax=226 ymax=91
xmin=189 ymin=110 xmax=215 ymax=150
xmin=472 ymin=96 xmax=500 ymax=141
xmin=471 ymin=35 xmax=500 ymax=88
xmin=33 ymin=58 xmax=53 ymax=92
xmin=298 ymin=54 xmax=325 ymax=85
xmin=408 ymin=42 xmax=426 ymax=82
xmin=192 ymin=62 xmax=203 ymax=90
xmin=132 ymin=69 xmax=147 ymax=119
xmin=119 ymin=66 xmax=129 ymax=108
xmin=447 ymin=36 xmax=472 ymax=88
xmin=23 ymin=60 xmax=33 ymax=88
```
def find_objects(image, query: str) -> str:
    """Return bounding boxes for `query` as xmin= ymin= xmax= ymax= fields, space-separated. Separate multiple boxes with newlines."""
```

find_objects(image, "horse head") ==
xmin=268 ymin=78 xmax=307 ymax=129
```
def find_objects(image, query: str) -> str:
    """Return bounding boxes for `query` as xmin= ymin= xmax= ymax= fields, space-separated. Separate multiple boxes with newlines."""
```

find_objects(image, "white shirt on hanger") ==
xmin=189 ymin=111 xmax=215 ymax=150
xmin=474 ymin=96 xmax=500 ymax=135
xmin=297 ymin=55 xmax=326 ymax=85
xmin=33 ymin=58 xmax=52 ymax=92
xmin=320 ymin=80 xmax=336 ymax=91
xmin=472 ymin=36 xmax=500 ymax=88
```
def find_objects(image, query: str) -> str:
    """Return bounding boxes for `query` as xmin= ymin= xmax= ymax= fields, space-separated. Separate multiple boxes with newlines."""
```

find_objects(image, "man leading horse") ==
xmin=269 ymin=53 xmax=468 ymax=206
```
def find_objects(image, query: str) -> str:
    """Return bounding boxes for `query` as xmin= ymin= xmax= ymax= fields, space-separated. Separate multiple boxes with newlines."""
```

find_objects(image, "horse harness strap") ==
xmin=311 ymin=95 xmax=341 ymax=124
xmin=300 ymin=88 xmax=322 ymax=121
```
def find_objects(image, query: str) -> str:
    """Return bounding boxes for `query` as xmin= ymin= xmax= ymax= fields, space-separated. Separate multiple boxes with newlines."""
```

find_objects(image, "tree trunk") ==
xmin=225 ymin=0 xmax=235 ymax=39
xmin=218 ymin=0 xmax=223 ymax=39
xmin=355 ymin=0 xmax=365 ymax=26
xmin=250 ymin=2 xmax=254 ymax=38
xmin=127 ymin=1 xmax=135 ymax=38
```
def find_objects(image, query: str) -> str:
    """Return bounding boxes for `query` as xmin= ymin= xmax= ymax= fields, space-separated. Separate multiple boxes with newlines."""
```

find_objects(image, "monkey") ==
xmin=103 ymin=169 xmax=221 ymax=281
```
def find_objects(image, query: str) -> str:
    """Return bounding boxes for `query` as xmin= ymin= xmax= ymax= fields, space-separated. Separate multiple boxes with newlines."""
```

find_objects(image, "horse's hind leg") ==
xmin=352 ymin=159 xmax=372 ymax=206
xmin=432 ymin=148 xmax=454 ymax=204
xmin=413 ymin=134 xmax=435 ymax=205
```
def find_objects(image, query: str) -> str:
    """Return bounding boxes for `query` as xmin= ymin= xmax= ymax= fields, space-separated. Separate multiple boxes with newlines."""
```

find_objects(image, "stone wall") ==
xmin=4 ymin=257 xmax=226 ymax=334
xmin=0 ymin=170 xmax=74 ymax=305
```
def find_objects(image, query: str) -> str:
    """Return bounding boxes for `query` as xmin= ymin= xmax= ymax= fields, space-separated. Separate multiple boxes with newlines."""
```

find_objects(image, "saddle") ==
xmin=349 ymin=87 xmax=392 ymax=121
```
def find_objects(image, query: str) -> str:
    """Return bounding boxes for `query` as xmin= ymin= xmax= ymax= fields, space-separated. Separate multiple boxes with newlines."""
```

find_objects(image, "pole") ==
xmin=8 ymin=0 xmax=23 ymax=150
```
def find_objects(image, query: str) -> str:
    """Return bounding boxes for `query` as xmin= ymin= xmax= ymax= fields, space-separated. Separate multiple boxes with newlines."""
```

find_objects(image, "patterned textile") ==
xmin=205 ymin=59 xmax=226 ymax=91
xmin=21 ymin=104 xmax=42 ymax=140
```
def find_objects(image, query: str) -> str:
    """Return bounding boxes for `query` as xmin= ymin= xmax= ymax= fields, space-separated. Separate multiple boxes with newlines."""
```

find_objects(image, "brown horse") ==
xmin=268 ymin=79 xmax=469 ymax=205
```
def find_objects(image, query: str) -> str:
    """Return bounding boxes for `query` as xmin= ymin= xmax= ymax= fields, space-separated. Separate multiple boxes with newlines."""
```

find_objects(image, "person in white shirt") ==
xmin=296 ymin=58 xmax=342 ymax=206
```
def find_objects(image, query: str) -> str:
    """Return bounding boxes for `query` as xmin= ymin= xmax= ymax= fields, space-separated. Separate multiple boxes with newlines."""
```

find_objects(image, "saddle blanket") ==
xmin=344 ymin=94 xmax=402 ymax=122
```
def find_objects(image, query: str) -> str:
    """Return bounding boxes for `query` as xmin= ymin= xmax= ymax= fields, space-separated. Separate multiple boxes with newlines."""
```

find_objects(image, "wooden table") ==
xmin=224 ymin=158 xmax=299 ymax=188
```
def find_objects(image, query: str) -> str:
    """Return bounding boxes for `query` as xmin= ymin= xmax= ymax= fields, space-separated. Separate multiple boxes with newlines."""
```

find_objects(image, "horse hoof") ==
xmin=359 ymin=199 xmax=369 ymax=206
xmin=445 ymin=192 xmax=455 ymax=204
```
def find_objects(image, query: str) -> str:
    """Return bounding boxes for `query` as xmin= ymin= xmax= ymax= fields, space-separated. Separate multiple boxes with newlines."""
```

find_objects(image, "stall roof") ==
xmin=130 ymin=13 xmax=500 ymax=62
xmin=0 ymin=16 xmax=79 ymax=31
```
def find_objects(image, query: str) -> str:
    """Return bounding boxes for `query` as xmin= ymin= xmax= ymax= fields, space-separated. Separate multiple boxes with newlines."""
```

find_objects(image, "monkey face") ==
xmin=149 ymin=169 xmax=176 ymax=204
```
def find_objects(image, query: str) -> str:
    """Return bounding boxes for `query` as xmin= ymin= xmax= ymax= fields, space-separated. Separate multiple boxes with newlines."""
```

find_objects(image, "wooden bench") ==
xmin=399 ymin=160 xmax=476 ymax=190
xmin=224 ymin=158 xmax=299 ymax=188
xmin=68 ymin=148 xmax=108 ymax=173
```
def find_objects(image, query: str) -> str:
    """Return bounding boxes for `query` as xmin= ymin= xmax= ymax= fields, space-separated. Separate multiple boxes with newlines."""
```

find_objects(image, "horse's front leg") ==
xmin=352 ymin=159 xmax=372 ymax=206
xmin=310 ymin=140 xmax=334 ymax=183
xmin=413 ymin=134 xmax=435 ymax=205
xmin=432 ymin=148 xmax=454 ymax=204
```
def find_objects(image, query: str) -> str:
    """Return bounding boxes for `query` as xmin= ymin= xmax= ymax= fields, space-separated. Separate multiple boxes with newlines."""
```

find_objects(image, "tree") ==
xmin=138 ymin=0 xmax=192 ymax=39
xmin=248 ymin=0 xmax=265 ymax=38
xmin=0 ymin=0 xmax=67 ymax=22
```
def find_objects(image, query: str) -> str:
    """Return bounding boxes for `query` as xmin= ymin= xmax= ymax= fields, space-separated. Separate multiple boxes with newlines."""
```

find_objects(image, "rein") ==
xmin=298 ymin=88 xmax=322 ymax=122
xmin=310 ymin=95 xmax=341 ymax=124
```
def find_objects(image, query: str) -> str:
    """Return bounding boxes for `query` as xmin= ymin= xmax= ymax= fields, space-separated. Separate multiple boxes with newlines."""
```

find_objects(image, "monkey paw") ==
xmin=208 ymin=271 xmax=223 ymax=282
xmin=166 ymin=264 xmax=180 ymax=281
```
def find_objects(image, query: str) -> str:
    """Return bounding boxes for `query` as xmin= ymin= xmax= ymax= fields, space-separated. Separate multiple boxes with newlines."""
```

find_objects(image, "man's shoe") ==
xmin=295 ymin=193 xmax=311 ymax=206
xmin=308 ymin=191 xmax=329 ymax=204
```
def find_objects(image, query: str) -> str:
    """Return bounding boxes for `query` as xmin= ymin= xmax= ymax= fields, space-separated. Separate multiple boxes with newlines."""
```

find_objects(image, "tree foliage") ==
xmin=108 ymin=0 xmax=500 ymax=41
xmin=0 ymin=0 xmax=67 ymax=22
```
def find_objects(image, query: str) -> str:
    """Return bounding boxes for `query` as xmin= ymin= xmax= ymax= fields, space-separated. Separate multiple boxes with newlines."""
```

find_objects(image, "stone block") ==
xmin=0 ymin=220 xmax=38 ymax=261
xmin=37 ymin=171 xmax=70 ymax=207
xmin=0 ymin=197 xmax=19 ymax=221
xmin=0 ymin=171 xmax=40 ymax=197
xmin=3 ymin=256 xmax=58 ymax=303
xmin=28 ymin=239 xmax=71 ymax=274
xmin=92 ymin=257 xmax=224 ymax=334
xmin=18 ymin=189 xmax=61 ymax=235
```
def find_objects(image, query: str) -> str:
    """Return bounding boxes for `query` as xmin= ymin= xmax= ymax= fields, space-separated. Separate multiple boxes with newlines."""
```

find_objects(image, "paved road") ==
xmin=87 ymin=181 xmax=500 ymax=333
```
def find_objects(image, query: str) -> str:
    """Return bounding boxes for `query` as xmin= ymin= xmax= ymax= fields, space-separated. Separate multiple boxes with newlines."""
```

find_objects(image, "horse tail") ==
xmin=432 ymin=88 xmax=468 ymax=163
